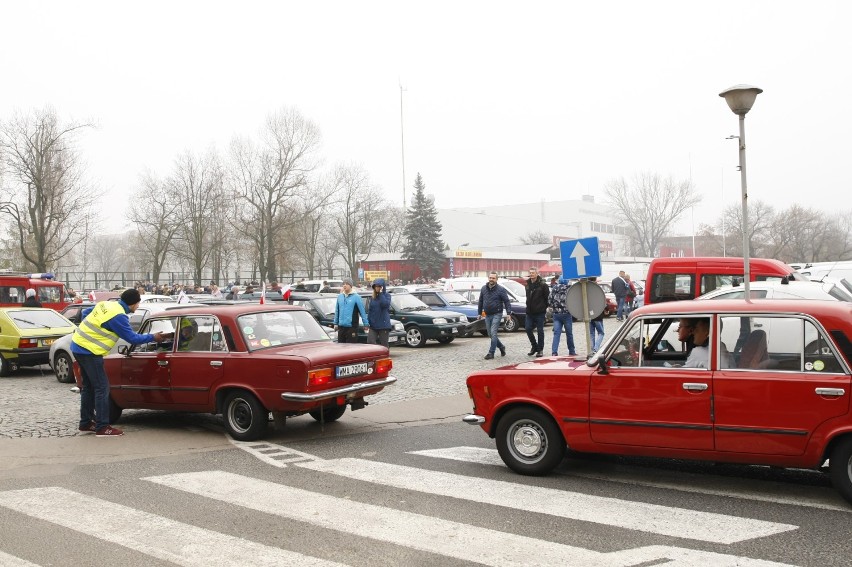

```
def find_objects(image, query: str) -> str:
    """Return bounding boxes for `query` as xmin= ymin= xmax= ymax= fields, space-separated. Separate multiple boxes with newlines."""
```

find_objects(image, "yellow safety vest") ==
xmin=72 ymin=301 xmax=126 ymax=355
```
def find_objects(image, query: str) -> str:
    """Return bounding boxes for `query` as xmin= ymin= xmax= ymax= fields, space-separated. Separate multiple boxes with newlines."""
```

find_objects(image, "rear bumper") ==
xmin=463 ymin=414 xmax=486 ymax=425
xmin=281 ymin=375 xmax=397 ymax=402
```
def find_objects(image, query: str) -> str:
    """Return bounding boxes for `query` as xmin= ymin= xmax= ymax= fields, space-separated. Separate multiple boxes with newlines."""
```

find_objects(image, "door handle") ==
xmin=210 ymin=361 xmax=223 ymax=367
xmin=682 ymin=383 xmax=708 ymax=392
xmin=157 ymin=360 xmax=169 ymax=367
xmin=815 ymin=387 xmax=845 ymax=397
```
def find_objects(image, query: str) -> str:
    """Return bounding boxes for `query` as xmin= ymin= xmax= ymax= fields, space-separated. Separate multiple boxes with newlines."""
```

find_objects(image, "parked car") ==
xmin=49 ymin=302 xmax=204 ymax=383
xmin=587 ymin=282 xmax=618 ymax=317
xmin=71 ymin=303 xmax=395 ymax=441
xmin=288 ymin=292 xmax=406 ymax=346
xmin=464 ymin=298 xmax=852 ymax=504
xmin=386 ymin=293 xmax=469 ymax=347
xmin=698 ymin=279 xmax=852 ymax=302
xmin=0 ymin=307 xmax=76 ymax=376
xmin=409 ymin=289 xmax=485 ymax=337
xmin=59 ymin=301 xmax=96 ymax=326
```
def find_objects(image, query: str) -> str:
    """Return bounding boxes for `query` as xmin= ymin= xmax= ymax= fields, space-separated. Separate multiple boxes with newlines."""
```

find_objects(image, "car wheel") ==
xmin=405 ymin=325 xmax=424 ymax=348
xmin=0 ymin=354 xmax=10 ymax=377
xmin=53 ymin=351 xmax=75 ymax=383
xmin=503 ymin=316 xmax=519 ymax=333
xmin=309 ymin=404 xmax=347 ymax=423
xmin=108 ymin=396 xmax=123 ymax=424
xmin=223 ymin=390 xmax=268 ymax=441
xmin=495 ymin=407 xmax=566 ymax=475
xmin=437 ymin=336 xmax=454 ymax=344
xmin=830 ymin=437 xmax=852 ymax=504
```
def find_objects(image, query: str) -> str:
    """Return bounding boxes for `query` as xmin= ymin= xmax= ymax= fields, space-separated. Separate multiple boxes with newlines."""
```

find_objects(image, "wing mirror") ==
xmin=117 ymin=345 xmax=129 ymax=356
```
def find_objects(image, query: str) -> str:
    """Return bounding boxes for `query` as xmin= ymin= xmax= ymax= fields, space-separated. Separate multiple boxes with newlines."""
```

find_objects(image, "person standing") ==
xmin=367 ymin=278 xmax=392 ymax=347
xmin=72 ymin=288 xmax=167 ymax=437
xmin=478 ymin=272 xmax=513 ymax=360
xmin=23 ymin=288 xmax=42 ymax=307
xmin=525 ymin=267 xmax=550 ymax=357
xmin=588 ymin=277 xmax=605 ymax=352
xmin=334 ymin=277 xmax=368 ymax=343
xmin=611 ymin=270 xmax=629 ymax=321
xmin=548 ymin=278 xmax=576 ymax=356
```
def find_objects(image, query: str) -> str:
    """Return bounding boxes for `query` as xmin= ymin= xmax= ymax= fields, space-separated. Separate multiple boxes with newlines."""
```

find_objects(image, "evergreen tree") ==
xmin=402 ymin=173 xmax=445 ymax=279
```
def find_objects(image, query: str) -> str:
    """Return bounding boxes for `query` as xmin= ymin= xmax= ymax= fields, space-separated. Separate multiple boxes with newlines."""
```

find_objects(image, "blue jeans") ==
xmin=525 ymin=312 xmax=546 ymax=353
xmin=485 ymin=314 xmax=505 ymax=354
xmin=551 ymin=313 xmax=576 ymax=355
xmin=589 ymin=320 xmax=605 ymax=351
xmin=616 ymin=296 xmax=627 ymax=320
xmin=77 ymin=354 xmax=111 ymax=430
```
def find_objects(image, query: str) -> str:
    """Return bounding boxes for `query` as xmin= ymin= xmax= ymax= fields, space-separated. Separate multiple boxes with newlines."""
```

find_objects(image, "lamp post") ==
xmin=719 ymin=84 xmax=762 ymax=298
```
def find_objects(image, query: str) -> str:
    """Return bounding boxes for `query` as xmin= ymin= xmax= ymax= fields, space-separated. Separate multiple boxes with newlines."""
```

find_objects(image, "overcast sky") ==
xmin=2 ymin=1 xmax=849 ymax=237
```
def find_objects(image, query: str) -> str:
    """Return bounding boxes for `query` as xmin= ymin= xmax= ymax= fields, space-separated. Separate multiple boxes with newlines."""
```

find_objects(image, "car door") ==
xmin=714 ymin=314 xmax=851 ymax=455
xmin=165 ymin=316 xmax=224 ymax=406
xmin=118 ymin=317 xmax=176 ymax=404
xmin=590 ymin=317 xmax=714 ymax=450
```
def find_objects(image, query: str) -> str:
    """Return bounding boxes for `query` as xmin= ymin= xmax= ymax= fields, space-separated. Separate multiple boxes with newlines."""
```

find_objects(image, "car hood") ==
xmin=394 ymin=309 xmax=465 ymax=319
xmin=268 ymin=340 xmax=388 ymax=364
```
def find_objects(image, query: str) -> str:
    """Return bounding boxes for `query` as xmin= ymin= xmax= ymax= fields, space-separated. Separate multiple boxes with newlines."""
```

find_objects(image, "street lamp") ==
xmin=719 ymin=84 xmax=762 ymax=298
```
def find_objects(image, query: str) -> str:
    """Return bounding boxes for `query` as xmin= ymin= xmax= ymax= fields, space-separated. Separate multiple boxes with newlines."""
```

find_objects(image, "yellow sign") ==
xmin=365 ymin=270 xmax=388 ymax=281
xmin=455 ymin=250 xmax=483 ymax=258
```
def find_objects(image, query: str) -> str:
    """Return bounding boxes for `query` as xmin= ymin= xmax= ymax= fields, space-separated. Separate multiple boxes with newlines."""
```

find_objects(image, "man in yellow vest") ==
xmin=72 ymin=288 xmax=167 ymax=437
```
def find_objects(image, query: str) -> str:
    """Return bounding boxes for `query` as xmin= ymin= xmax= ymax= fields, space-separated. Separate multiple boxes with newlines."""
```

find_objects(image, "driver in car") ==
xmin=177 ymin=318 xmax=198 ymax=351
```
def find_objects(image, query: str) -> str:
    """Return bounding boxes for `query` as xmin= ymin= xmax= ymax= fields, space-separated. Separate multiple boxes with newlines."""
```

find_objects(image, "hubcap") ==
xmin=511 ymin=421 xmax=546 ymax=460
xmin=229 ymin=399 xmax=252 ymax=432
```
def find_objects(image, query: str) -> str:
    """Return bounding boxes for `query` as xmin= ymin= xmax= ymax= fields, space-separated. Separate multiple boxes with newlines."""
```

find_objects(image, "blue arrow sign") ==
xmin=559 ymin=237 xmax=602 ymax=279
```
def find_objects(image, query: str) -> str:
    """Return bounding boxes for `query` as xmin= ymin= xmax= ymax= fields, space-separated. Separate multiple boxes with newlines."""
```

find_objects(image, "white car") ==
xmin=697 ymin=280 xmax=852 ymax=302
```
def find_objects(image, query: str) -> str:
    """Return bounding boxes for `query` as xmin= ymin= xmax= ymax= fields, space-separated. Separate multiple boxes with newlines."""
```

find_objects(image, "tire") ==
xmin=223 ymin=390 xmax=268 ymax=441
xmin=108 ymin=396 xmax=123 ymax=424
xmin=405 ymin=325 xmax=425 ymax=348
xmin=0 ymin=354 xmax=10 ymax=377
xmin=495 ymin=407 xmax=566 ymax=475
xmin=54 ymin=351 xmax=75 ymax=383
xmin=309 ymin=404 xmax=347 ymax=423
xmin=437 ymin=336 xmax=454 ymax=344
xmin=504 ymin=316 xmax=519 ymax=333
xmin=830 ymin=437 xmax=852 ymax=504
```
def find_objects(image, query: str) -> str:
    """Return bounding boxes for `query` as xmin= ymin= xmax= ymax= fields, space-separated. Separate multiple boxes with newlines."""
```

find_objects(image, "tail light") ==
xmin=307 ymin=367 xmax=333 ymax=387
xmin=374 ymin=358 xmax=392 ymax=376
xmin=18 ymin=338 xmax=38 ymax=349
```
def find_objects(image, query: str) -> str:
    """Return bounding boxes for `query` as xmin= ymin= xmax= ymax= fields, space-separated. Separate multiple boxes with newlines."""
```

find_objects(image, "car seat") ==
xmin=738 ymin=330 xmax=768 ymax=369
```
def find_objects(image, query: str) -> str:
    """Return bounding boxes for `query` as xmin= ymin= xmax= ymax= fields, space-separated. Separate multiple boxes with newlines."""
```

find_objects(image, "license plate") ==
xmin=336 ymin=362 xmax=369 ymax=378
xmin=42 ymin=338 xmax=55 ymax=346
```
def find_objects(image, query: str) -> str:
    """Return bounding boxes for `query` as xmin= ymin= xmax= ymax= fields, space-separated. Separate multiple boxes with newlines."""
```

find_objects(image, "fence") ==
xmin=57 ymin=270 xmax=349 ymax=292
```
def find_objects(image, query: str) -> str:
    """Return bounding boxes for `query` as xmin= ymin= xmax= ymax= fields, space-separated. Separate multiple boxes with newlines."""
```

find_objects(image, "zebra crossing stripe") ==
xmin=145 ymin=470 xmax=795 ymax=567
xmin=0 ymin=487 xmax=347 ymax=567
xmin=295 ymin=457 xmax=797 ymax=544
xmin=411 ymin=446 xmax=850 ymax=513
xmin=0 ymin=551 xmax=40 ymax=566
xmin=228 ymin=438 xmax=319 ymax=468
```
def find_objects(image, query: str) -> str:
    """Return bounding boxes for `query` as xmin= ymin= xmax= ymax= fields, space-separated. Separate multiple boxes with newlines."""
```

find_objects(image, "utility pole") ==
xmin=399 ymin=81 xmax=407 ymax=209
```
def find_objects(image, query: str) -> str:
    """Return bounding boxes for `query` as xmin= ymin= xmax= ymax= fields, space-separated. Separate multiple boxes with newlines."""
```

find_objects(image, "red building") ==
xmin=360 ymin=250 xmax=550 ymax=283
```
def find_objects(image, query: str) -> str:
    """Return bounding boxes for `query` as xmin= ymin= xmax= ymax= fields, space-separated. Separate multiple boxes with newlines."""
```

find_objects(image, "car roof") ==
xmin=139 ymin=303 xmax=310 ymax=318
xmin=633 ymin=298 xmax=852 ymax=321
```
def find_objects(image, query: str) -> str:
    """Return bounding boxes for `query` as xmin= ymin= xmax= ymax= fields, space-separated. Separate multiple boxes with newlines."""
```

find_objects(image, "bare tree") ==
xmin=605 ymin=172 xmax=701 ymax=256
xmin=228 ymin=107 xmax=328 ymax=283
xmin=720 ymin=200 xmax=774 ymax=258
xmin=89 ymin=234 xmax=130 ymax=286
xmin=373 ymin=205 xmax=406 ymax=253
xmin=518 ymin=230 xmax=550 ymax=245
xmin=0 ymin=107 xmax=96 ymax=271
xmin=330 ymin=164 xmax=386 ymax=280
xmin=128 ymin=170 xmax=181 ymax=284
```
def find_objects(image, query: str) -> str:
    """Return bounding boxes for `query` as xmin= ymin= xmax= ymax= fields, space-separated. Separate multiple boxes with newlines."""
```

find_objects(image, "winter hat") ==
xmin=342 ymin=277 xmax=355 ymax=287
xmin=120 ymin=288 xmax=142 ymax=306
xmin=559 ymin=278 xmax=568 ymax=285
xmin=25 ymin=288 xmax=36 ymax=298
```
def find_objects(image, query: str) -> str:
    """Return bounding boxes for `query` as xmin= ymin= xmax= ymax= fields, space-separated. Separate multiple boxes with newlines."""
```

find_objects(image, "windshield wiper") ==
xmin=12 ymin=317 xmax=51 ymax=329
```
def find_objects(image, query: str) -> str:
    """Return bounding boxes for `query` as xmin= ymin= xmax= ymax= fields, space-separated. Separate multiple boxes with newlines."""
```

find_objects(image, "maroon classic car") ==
xmin=465 ymin=299 xmax=852 ymax=505
xmin=78 ymin=304 xmax=395 ymax=440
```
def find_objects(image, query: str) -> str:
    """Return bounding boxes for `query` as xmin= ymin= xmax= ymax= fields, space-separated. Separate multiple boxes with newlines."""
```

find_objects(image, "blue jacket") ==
xmin=334 ymin=291 xmax=369 ymax=328
xmin=367 ymin=278 xmax=392 ymax=330
xmin=71 ymin=300 xmax=156 ymax=356
xmin=478 ymin=282 xmax=512 ymax=316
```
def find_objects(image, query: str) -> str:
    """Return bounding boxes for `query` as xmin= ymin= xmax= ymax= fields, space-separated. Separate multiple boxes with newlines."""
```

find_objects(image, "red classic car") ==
xmin=78 ymin=304 xmax=395 ymax=440
xmin=464 ymin=299 xmax=852 ymax=504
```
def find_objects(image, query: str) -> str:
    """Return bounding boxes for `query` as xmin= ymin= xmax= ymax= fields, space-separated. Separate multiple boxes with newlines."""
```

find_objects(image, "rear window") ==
xmin=236 ymin=310 xmax=330 ymax=350
xmin=6 ymin=309 xmax=72 ymax=329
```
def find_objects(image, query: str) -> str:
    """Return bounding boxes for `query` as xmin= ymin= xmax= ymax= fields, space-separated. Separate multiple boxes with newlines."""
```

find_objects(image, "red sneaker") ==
xmin=95 ymin=426 xmax=124 ymax=437
xmin=78 ymin=421 xmax=97 ymax=433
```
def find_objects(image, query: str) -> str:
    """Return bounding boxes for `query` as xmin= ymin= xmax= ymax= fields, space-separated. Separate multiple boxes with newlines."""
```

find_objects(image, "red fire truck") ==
xmin=0 ymin=272 xmax=70 ymax=310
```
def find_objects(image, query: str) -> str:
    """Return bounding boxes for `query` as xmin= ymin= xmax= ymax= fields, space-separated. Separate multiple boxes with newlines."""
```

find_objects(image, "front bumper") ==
xmin=281 ymin=375 xmax=397 ymax=402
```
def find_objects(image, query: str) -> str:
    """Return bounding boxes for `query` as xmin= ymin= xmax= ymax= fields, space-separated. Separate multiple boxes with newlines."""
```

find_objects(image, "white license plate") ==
xmin=336 ymin=362 xmax=369 ymax=378
xmin=42 ymin=338 xmax=56 ymax=346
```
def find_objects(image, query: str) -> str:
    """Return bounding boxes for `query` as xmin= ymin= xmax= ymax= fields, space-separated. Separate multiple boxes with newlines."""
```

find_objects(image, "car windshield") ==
xmin=391 ymin=294 xmax=429 ymax=311
xmin=312 ymin=297 xmax=337 ymax=318
xmin=440 ymin=291 xmax=470 ymax=305
xmin=500 ymin=280 xmax=526 ymax=299
xmin=236 ymin=310 xmax=330 ymax=350
xmin=8 ymin=309 xmax=72 ymax=329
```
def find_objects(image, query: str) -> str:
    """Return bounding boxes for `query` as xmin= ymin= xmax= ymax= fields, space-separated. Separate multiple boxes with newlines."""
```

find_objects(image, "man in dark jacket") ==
xmin=477 ymin=272 xmax=513 ymax=360
xmin=525 ymin=267 xmax=550 ymax=357
xmin=367 ymin=278 xmax=392 ymax=347
xmin=611 ymin=270 xmax=629 ymax=321
xmin=23 ymin=288 xmax=42 ymax=307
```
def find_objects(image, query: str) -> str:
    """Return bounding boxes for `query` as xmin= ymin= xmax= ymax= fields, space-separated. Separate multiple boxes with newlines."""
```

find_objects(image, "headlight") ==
xmin=393 ymin=322 xmax=404 ymax=331
xmin=458 ymin=315 xmax=468 ymax=323
xmin=433 ymin=318 xmax=447 ymax=324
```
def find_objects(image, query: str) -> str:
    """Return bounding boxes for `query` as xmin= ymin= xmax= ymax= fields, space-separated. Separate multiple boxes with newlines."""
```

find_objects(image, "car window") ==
xmin=608 ymin=316 xmax=713 ymax=369
xmin=719 ymin=315 xmax=844 ymax=373
xmin=391 ymin=294 xmax=429 ymax=311
xmin=237 ymin=310 xmax=330 ymax=351
xmin=6 ymin=309 xmax=72 ymax=329
xmin=440 ymin=291 xmax=470 ymax=305
xmin=38 ymin=286 xmax=63 ymax=303
xmin=0 ymin=286 xmax=26 ymax=304
xmin=708 ymin=289 xmax=768 ymax=300
xmin=418 ymin=294 xmax=444 ymax=308
xmin=176 ymin=316 xmax=218 ymax=352
xmin=649 ymin=273 xmax=695 ymax=303
xmin=700 ymin=274 xmax=742 ymax=295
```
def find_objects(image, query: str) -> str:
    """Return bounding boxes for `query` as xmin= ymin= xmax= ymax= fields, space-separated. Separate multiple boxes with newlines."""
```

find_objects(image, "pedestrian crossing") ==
xmin=0 ymin=444 xmax=808 ymax=566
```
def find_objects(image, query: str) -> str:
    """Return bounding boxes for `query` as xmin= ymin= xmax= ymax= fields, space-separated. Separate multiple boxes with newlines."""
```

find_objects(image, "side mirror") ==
xmin=117 ymin=345 xmax=129 ymax=356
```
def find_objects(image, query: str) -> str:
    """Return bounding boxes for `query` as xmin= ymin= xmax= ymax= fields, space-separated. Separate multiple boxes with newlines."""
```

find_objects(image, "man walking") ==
xmin=548 ymin=278 xmax=577 ymax=356
xmin=525 ymin=267 xmax=550 ymax=357
xmin=478 ymin=272 xmax=513 ymax=360
xmin=73 ymin=288 xmax=167 ymax=437
xmin=611 ymin=270 xmax=629 ymax=322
